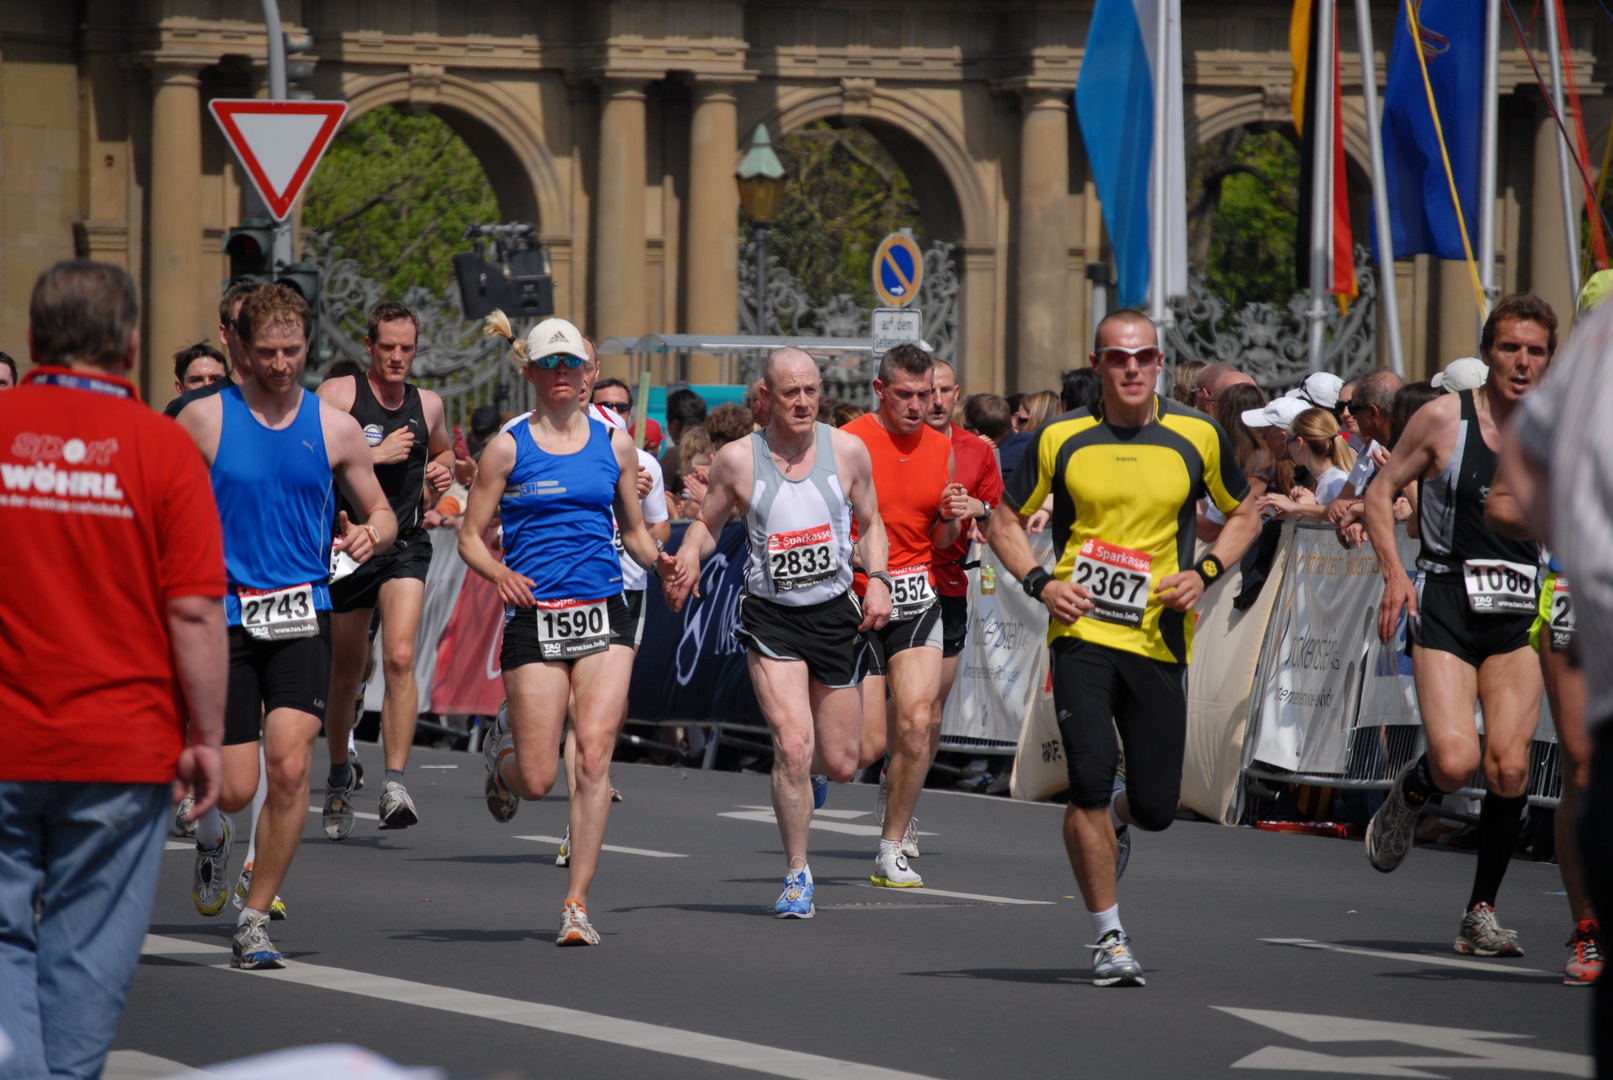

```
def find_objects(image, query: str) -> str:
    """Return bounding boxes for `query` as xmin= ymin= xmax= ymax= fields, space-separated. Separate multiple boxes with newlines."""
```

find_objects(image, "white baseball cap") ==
xmin=1284 ymin=371 xmax=1344 ymax=410
xmin=1431 ymin=357 xmax=1489 ymax=394
xmin=524 ymin=317 xmax=589 ymax=363
xmin=1241 ymin=396 xmax=1309 ymax=430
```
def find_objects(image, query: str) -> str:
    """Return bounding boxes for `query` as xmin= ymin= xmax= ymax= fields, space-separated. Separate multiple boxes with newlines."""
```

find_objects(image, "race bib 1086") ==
xmin=888 ymin=563 xmax=936 ymax=621
xmin=534 ymin=598 xmax=611 ymax=661
xmin=1462 ymin=558 xmax=1536 ymax=615
xmin=767 ymin=523 xmax=838 ymax=591
xmin=238 ymin=583 xmax=318 ymax=641
xmin=1073 ymin=539 xmax=1153 ymax=627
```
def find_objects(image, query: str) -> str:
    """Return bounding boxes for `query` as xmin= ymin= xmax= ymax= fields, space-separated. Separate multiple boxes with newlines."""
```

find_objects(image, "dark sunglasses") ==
xmin=533 ymin=353 xmax=585 ymax=369
xmin=598 ymin=400 xmax=632 ymax=414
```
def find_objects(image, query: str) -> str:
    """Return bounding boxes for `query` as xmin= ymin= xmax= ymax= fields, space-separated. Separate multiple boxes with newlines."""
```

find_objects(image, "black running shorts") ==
xmin=500 ymin=594 xmax=636 ymax=670
xmin=224 ymin=613 xmax=333 ymax=745
xmin=1411 ymin=571 xmax=1533 ymax=668
xmin=862 ymin=601 xmax=944 ymax=677
xmin=1050 ymin=637 xmax=1187 ymax=832
xmin=330 ymin=529 xmax=434 ymax=613
xmin=940 ymin=594 xmax=969 ymax=659
xmin=735 ymin=590 xmax=866 ymax=690
xmin=623 ymin=589 xmax=647 ymax=649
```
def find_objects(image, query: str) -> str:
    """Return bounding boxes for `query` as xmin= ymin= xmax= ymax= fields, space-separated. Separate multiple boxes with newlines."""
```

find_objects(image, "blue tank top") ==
xmin=211 ymin=386 xmax=335 ymax=624
xmin=501 ymin=417 xmax=622 ymax=601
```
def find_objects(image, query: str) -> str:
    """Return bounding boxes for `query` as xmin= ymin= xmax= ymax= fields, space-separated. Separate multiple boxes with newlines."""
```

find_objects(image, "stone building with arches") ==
xmin=2 ymin=1 xmax=1609 ymax=408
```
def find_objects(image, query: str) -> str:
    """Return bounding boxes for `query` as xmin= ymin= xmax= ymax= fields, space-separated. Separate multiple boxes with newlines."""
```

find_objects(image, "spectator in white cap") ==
xmin=1431 ymin=357 xmax=1490 ymax=394
xmin=1241 ymin=395 xmax=1310 ymax=488
xmin=1285 ymin=371 xmax=1345 ymax=412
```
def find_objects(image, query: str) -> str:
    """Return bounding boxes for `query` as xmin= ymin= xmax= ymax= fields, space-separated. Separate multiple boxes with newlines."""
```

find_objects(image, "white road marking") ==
xmin=419 ymin=764 xmax=458 ymax=769
xmin=720 ymin=808 xmax=936 ymax=837
xmin=1260 ymin=938 xmax=1556 ymax=978
xmin=735 ymin=804 xmax=871 ymax=821
xmin=1218 ymin=1006 xmax=1591 ymax=1077
xmin=140 ymin=935 xmax=938 ymax=1080
xmin=165 ymin=840 xmax=193 ymax=851
xmin=515 ymin=835 xmax=687 ymax=859
xmin=103 ymin=1050 xmax=193 ymax=1080
xmin=852 ymin=882 xmax=1052 ymax=906
xmin=308 ymin=805 xmax=380 ymax=821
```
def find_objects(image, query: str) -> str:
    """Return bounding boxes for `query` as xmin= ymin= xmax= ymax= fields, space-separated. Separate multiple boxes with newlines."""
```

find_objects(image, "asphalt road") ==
xmin=116 ymin=745 xmax=1596 ymax=1079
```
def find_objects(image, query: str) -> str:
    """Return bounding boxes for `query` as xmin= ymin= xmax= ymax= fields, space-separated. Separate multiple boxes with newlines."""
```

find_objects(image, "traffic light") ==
xmin=223 ymin=218 xmax=274 ymax=282
xmin=275 ymin=263 xmax=322 ymax=361
xmin=283 ymin=31 xmax=317 ymax=99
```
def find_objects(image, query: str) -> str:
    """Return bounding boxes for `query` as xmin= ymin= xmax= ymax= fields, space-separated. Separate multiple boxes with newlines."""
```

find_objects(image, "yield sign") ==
xmin=208 ymin=99 xmax=348 ymax=220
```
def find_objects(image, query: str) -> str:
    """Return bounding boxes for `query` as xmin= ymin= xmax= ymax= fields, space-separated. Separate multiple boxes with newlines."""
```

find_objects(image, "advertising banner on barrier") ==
xmin=1355 ymin=527 xmax=1422 ymax=729
xmin=364 ymin=529 xmax=467 ymax=715
xmin=429 ymin=566 xmax=507 ymax=717
xmin=943 ymin=536 xmax=1053 ymax=746
xmin=1251 ymin=526 xmax=1386 ymax=773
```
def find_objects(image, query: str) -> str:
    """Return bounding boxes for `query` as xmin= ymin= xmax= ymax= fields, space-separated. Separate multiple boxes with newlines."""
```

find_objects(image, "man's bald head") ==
xmin=1193 ymin=362 xmax=1234 ymax=413
xmin=1213 ymin=369 xmax=1256 ymax=396
xmin=764 ymin=347 xmax=818 ymax=387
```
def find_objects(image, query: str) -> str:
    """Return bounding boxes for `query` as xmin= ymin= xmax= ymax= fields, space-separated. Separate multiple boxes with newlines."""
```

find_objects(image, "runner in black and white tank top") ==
xmin=742 ymin=422 xmax=855 ymax=606
xmin=338 ymin=373 xmax=429 ymax=534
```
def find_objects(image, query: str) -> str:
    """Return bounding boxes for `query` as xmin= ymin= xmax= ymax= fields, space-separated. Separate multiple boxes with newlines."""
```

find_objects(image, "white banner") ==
xmin=1355 ymin=527 xmax=1422 ymax=729
xmin=943 ymin=534 xmax=1054 ymax=747
xmin=364 ymin=528 xmax=467 ymax=715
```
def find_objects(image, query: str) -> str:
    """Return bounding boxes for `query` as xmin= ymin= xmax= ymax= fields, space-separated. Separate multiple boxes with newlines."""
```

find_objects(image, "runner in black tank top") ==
xmin=316 ymin=303 xmax=459 ymax=836
xmin=1361 ymin=294 xmax=1555 ymax=958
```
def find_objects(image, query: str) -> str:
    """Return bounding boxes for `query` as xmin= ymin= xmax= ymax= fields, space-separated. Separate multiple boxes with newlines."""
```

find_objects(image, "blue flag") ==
xmin=1377 ymin=0 xmax=1485 ymax=261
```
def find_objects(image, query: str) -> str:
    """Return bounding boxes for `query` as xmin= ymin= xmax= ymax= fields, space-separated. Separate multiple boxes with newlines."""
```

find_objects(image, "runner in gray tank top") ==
xmin=663 ymin=348 xmax=892 ymax=918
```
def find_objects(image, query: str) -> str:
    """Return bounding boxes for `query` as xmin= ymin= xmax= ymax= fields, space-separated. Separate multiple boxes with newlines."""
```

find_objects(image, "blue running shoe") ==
xmin=231 ymin=912 xmax=285 ymax=970
xmin=812 ymin=774 xmax=829 ymax=810
xmin=775 ymin=873 xmax=815 ymax=919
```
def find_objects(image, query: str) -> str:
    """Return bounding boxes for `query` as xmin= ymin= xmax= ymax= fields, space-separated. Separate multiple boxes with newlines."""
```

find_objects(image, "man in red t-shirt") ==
xmin=846 ymin=344 xmax=970 ymax=889
xmin=0 ymin=260 xmax=226 ymax=1080
xmin=926 ymin=359 xmax=1003 ymax=754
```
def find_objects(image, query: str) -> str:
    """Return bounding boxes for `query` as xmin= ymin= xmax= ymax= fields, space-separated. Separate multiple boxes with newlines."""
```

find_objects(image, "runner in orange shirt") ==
xmin=845 ymin=344 xmax=970 ymax=887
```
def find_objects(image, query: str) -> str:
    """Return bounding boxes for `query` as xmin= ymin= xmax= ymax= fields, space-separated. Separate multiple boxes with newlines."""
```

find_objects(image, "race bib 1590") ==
xmin=1073 ymin=539 xmax=1153 ymax=627
xmin=767 ymin=524 xmax=837 ymax=591
xmin=534 ymin=598 xmax=611 ymax=661
xmin=238 ymin=583 xmax=318 ymax=641
xmin=1462 ymin=558 xmax=1536 ymax=615
xmin=888 ymin=563 xmax=935 ymax=621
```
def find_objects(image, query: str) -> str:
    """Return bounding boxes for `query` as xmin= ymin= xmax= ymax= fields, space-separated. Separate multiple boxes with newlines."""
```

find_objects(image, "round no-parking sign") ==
xmin=872 ymin=232 xmax=924 ymax=308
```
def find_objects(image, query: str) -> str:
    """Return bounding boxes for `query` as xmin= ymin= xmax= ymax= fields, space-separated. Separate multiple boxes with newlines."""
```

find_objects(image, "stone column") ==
xmin=1529 ymin=96 xmax=1579 ymax=329
xmin=1015 ymin=88 xmax=1070 ymax=394
xmin=1434 ymin=260 xmax=1481 ymax=368
xmin=684 ymin=82 xmax=739 ymax=384
xmin=147 ymin=64 xmax=203 ymax=410
xmin=594 ymin=79 xmax=648 ymax=381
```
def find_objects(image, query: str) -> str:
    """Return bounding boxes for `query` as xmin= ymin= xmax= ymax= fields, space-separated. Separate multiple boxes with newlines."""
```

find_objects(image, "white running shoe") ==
xmin=1455 ymin=903 xmax=1524 ymax=958
xmin=192 ymin=816 xmax=233 ymax=917
xmin=323 ymin=781 xmax=356 ymax=841
xmin=172 ymin=795 xmax=197 ymax=839
xmin=378 ymin=781 xmax=419 ymax=830
xmin=557 ymin=900 xmax=600 ymax=946
xmin=232 ymin=911 xmax=284 ymax=970
xmin=1090 ymin=931 xmax=1145 ymax=987
xmin=901 ymin=816 xmax=920 ymax=860
xmin=555 ymin=826 xmax=571 ymax=867
xmin=870 ymin=845 xmax=923 ymax=888
xmin=231 ymin=863 xmax=286 ymax=920
xmin=1366 ymin=764 xmax=1421 ymax=873
xmin=483 ymin=708 xmax=518 ymax=823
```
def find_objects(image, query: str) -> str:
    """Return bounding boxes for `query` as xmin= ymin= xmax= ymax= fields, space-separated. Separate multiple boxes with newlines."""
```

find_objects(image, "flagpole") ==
xmin=1477 ymin=0 xmax=1500 ymax=340
xmin=1150 ymin=0 xmax=1168 ymax=333
xmin=1307 ymin=0 xmax=1336 ymax=373
xmin=1355 ymin=0 xmax=1404 ymax=377
xmin=1544 ymin=0 xmax=1582 ymax=300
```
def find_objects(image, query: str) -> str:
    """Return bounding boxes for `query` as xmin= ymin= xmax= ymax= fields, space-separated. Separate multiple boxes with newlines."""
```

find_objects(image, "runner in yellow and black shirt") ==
xmin=987 ymin=309 xmax=1263 ymax=988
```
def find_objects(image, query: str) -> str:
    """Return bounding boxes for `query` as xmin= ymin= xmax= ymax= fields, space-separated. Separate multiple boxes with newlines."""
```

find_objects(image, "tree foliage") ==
xmin=1186 ymin=127 xmax=1301 ymax=314
xmin=301 ymin=106 xmax=499 ymax=300
xmin=759 ymin=122 xmax=923 ymax=310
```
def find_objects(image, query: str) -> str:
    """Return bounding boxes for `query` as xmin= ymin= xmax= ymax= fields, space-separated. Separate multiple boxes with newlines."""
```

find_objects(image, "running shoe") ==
xmin=350 ymin=749 xmax=365 ymax=791
xmin=1365 ymin=764 xmax=1420 ymax=873
xmin=557 ymin=900 xmax=600 ymax=946
xmin=483 ymin=710 xmax=518 ymax=823
xmin=610 ymin=787 xmax=623 ymax=803
xmin=774 ymin=873 xmax=815 ymax=919
xmin=812 ymin=774 xmax=829 ymax=810
xmin=555 ymin=827 xmax=570 ymax=868
xmin=231 ymin=912 xmax=285 ymax=970
xmin=1090 ymin=931 xmax=1145 ymax=987
xmin=378 ymin=781 xmax=419 ymax=830
xmin=172 ymin=794 xmax=197 ymax=838
xmin=871 ymin=845 xmax=923 ymax=888
xmin=1564 ymin=921 xmax=1602 ymax=986
xmin=322 ymin=780 xmax=356 ymax=841
xmin=901 ymin=816 xmax=920 ymax=860
xmin=231 ymin=863 xmax=286 ymax=920
xmin=1455 ymin=903 xmax=1525 ymax=957
xmin=192 ymin=816 xmax=234 ymax=917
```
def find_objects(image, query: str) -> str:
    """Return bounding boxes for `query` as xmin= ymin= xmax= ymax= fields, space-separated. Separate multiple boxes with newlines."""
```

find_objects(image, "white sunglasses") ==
xmin=1094 ymin=345 xmax=1163 ymax=365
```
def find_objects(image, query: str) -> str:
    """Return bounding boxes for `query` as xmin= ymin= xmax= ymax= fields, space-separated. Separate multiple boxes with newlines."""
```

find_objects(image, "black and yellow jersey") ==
xmin=1002 ymin=393 xmax=1248 ymax=664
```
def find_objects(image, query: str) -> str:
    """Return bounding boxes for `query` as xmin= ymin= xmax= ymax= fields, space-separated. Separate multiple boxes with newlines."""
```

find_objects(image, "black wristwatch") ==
xmin=867 ymin=570 xmax=894 ymax=591
xmin=1022 ymin=567 xmax=1054 ymax=600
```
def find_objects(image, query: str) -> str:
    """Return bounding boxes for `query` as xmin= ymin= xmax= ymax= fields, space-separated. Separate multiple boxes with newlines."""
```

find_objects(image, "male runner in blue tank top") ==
xmin=318 ymin=301 xmax=459 ymax=836
xmin=664 ymin=348 xmax=892 ymax=917
xmin=176 ymin=284 xmax=396 ymax=969
xmin=1363 ymin=293 xmax=1554 ymax=956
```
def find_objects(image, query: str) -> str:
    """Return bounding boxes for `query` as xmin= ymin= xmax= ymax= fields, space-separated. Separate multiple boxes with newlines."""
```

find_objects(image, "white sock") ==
xmin=788 ymin=861 xmax=812 ymax=884
xmin=1089 ymin=903 xmax=1123 ymax=941
xmin=194 ymin=807 xmax=225 ymax=850
xmin=237 ymin=906 xmax=269 ymax=927
xmin=246 ymin=749 xmax=269 ymax=866
xmin=879 ymin=838 xmax=903 ymax=858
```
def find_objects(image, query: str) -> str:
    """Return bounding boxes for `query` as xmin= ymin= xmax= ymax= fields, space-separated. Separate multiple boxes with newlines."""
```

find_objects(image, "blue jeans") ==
xmin=0 ymin=782 xmax=169 ymax=1080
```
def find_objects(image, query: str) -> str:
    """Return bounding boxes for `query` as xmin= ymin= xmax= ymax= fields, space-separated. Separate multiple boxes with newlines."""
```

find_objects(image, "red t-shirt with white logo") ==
xmin=0 ymin=367 xmax=226 ymax=782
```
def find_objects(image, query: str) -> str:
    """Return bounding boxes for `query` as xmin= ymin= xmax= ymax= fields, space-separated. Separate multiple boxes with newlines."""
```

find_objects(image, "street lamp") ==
xmin=737 ymin=123 xmax=786 ymax=335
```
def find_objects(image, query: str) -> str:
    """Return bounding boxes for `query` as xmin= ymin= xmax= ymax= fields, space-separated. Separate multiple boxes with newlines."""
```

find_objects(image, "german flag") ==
xmin=1292 ymin=0 xmax=1358 ymax=310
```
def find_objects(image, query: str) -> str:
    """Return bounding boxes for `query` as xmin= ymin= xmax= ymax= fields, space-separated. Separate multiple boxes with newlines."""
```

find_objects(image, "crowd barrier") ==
xmin=365 ymin=523 xmax=1564 ymax=820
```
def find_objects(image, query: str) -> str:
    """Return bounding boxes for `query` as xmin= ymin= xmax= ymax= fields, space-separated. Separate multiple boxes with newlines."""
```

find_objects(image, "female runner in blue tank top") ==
xmin=460 ymin=314 xmax=668 ymax=947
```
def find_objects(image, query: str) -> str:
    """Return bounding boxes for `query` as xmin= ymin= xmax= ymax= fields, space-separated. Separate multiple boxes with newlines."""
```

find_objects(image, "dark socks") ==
xmin=328 ymin=760 xmax=353 ymax=790
xmin=1402 ymin=752 xmax=1439 ymax=808
xmin=1467 ymin=791 xmax=1528 ymax=911
xmin=385 ymin=768 xmax=405 ymax=786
